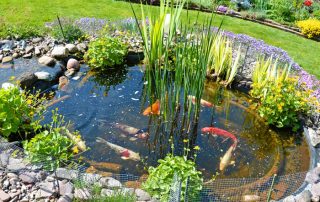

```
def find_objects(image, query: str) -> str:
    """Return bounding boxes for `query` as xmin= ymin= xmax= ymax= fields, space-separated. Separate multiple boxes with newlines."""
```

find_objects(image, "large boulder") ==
xmin=65 ymin=44 xmax=78 ymax=54
xmin=67 ymin=58 xmax=80 ymax=71
xmin=18 ymin=72 xmax=38 ymax=89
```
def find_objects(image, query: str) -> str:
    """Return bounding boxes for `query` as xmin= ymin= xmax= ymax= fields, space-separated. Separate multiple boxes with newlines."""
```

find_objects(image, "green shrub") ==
xmin=51 ymin=23 xmax=84 ymax=42
xmin=143 ymin=154 xmax=203 ymax=201
xmin=84 ymin=36 xmax=128 ymax=70
xmin=23 ymin=111 xmax=81 ymax=170
xmin=0 ymin=87 xmax=43 ymax=138
xmin=250 ymin=76 xmax=319 ymax=131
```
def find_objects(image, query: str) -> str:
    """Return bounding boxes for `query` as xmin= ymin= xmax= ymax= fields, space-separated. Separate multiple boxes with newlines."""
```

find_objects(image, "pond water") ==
xmin=0 ymin=59 xmax=310 ymax=181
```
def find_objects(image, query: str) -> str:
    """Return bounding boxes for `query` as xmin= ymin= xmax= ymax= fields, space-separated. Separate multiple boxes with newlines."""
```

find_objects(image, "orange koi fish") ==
xmin=142 ymin=99 xmax=160 ymax=116
xmin=188 ymin=95 xmax=214 ymax=108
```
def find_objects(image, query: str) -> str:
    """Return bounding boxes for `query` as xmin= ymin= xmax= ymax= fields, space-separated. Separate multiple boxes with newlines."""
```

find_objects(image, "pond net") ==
xmin=0 ymin=137 xmax=307 ymax=202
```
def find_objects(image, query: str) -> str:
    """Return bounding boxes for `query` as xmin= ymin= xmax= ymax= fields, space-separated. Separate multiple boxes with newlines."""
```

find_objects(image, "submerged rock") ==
xmin=2 ymin=56 xmax=13 ymax=63
xmin=18 ymin=72 xmax=38 ymax=89
xmin=34 ymin=71 xmax=52 ymax=81
xmin=67 ymin=58 xmax=80 ymax=71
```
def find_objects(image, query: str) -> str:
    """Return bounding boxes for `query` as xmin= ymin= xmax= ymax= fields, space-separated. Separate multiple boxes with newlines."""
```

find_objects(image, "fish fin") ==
xmin=121 ymin=156 xmax=130 ymax=160
xmin=230 ymin=161 xmax=235 ymax=165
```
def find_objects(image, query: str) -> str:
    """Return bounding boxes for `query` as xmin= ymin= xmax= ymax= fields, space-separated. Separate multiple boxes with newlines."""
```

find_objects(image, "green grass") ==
xmin=0 ymin=0 xmax=319 ymax=78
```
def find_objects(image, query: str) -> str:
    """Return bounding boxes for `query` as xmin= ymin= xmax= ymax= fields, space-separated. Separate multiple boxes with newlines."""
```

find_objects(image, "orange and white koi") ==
xmin=142 ymin=99 xmax=160 ymax=116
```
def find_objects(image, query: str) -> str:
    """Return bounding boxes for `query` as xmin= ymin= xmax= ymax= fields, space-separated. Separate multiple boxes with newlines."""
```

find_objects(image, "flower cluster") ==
xmin=304 ymin=0 xmax=313 ymax=7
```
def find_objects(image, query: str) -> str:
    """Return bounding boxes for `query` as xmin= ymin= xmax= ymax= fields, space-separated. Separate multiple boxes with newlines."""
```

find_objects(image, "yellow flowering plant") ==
xmin=251 ymin=77 xmax=318 ymax=131
xmin=297 ymin=18 xmax=320 ymax=38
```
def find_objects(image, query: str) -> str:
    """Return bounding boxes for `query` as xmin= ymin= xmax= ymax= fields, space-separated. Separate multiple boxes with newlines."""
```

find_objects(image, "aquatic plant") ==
xmin=85 ymin=36 xmax=128 ymax=70
xmin=23 ymin=110 xmax=82 ymax=170
xmin=143 ymin=153 xmax=203 ymax=201
xmin=0 ymin=86 xmax=45 ymax=139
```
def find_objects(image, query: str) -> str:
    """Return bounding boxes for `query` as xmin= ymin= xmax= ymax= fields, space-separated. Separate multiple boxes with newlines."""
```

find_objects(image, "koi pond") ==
xmin=0 ymin=59 xmax=310 ymax=181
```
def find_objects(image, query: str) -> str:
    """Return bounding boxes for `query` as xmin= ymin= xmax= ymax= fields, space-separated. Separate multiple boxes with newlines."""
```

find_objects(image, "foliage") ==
xmin=250 ymin=77 xmax=317 ymax=131
xmin=267 ymin=0 xmax=296 ymax=22
xmin=230 ymin=0 xmax=251 ymax=10
xmin=0 ymin=86 xmax=44 ymax=139
xmin=51 ymin=22 xmax=84 ymax=42
xmin=143 ymin=154 xmax=203 ymax=201
xmin=23 ymin=110 xmax=81 ymax=170
xmin=297 ymin=18 xmax=320 ymax=38
xmin=84 ymin=36 xmax=128 ymax=70
xmin=0 ymin=24 xmax=43 ymax=39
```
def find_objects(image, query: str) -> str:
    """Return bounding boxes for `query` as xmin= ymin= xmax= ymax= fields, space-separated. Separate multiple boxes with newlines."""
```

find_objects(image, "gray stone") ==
xmin=99 ymin=177 xmax=122 ymax=188
xmin=0 ymin=54 xmax=3 ymax=62
xmin=7 ymin=173 xmax=18 ymax=179
xmin=0 ymin=190 xmax=11 ymax=202
xmin=74 ymin=188 xmax=91 ymax=200
xmin=306 ymin=167 xmax=320 ymax=184
xmin=65 ymin=44 xmax=78 ymax=53
xmin=35 ymin=47 xmax=41 ymax=56
xmin=311 ymin=195 xmax=320 ymax=202
xmin=101 ymin=189 xmax=114 ymax=197
xmin=283 ymin=195 xmax=296 ymax=202
xmin=25 ymin=46 xmax=34 ymax=54
xmin=36 ymin=181 xmax=56 ymax=199
xmin=7 ymin=158 xmax=26 ymax=171
xmin=295 ymin=190 xmax=312 ymax=202
xmin=311 ymin=183 xmax=320 ymax=197
xmin=38 ymin=55 xmax=55 ymax=66
xmin=34 ymin=71 xmax=52 ymax=81
xmin=18 ymin=72 xmax=38 ymax=89
xmin=1 ymin=82 xmax=15 ymax=90
xmin=51 ymin=46 xmax=69 ymax=58
xmin=81 ymin=173 xmax=101 ymax=185
xmin=67 ymin=58 xmax=80 ymax=71
xmin=58 ymin=181 xmax=74 ymax=196
xmin=55 ymin=168 xmax=79 ymax=180
xmin=32 ymin=37 xmax=43 ymax=43
xmin=57 ymin=193 xmax=73 ymax=202
xmin=2 ymin=56 xmax=13 ymax=63
xmin=135 ymin=189 xmax=151 ymax=201
xmin=76 ymin=43 xmax=87 ymax=53
xmin=19 ymin=172 xmax=37 ymax=184
xmin=122 ymin=188 xmax=134 ymax=195
xmin=2 ymin=40 xmax=14 ymax=51
xmin=308 ymin=128 xmax=320 ymax=147
xmin=0 ymin=152 xmax=9 ymax=167
xmin=22 ymin=53 xmax=32 ymax=59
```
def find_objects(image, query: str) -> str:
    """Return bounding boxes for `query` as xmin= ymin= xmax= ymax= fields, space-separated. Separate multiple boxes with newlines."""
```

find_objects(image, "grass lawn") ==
xmin=0 ymin=0 xmax=319 ymax=78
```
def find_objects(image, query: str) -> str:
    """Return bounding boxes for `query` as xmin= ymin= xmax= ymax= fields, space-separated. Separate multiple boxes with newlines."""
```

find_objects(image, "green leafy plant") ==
xmin=23 ymin=110 xmax=81 ymax=170
xmin=51 ymin=22 xmax=84 ymax=42
xmin=143 ymin=154 xmax=203 ymax=201
xmin=0 ymin=24 xmax=43 ymax=39
xmin=0 ymin=86 xmax=44 ymax=139
xmin=84 ymin=36 xmax=128 ymax=70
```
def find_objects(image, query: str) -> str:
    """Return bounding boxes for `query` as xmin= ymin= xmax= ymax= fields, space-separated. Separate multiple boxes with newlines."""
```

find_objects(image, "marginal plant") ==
xmin=85 ymin=36 xmax=128 ymax=70
xmin=23 ymin=110 xmax=83 ymax=170
xmin=51 ymin=19 xmax=84 ymax=42
xmin=0 ymin=86 xmax=45 ymax=139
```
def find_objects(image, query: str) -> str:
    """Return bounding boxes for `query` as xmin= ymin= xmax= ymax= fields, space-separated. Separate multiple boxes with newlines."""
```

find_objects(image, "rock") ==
xmin=81 ymin=173 xmax=101 ymax=185
xmin=64 ymin=69 xmax=76 ymax=77
xmin=18 ymin=72 xmax=38 ymax=89
xmin=65 ymin=44 xmax=78 ymax=53
xmin=58 ymin=181 xmax=74 ymax=196
xmin=7 ymin=158 xmax=26 ymax=171
xmin=283 ymin=195 xmax=296 ymax=202
xmin=74 ymin=188 xmax=91 ymax=200
xmin=306 ymin=167 xmax=320 ymax=184
xmin=56 ymin=168 xmax=79 ymax=180
xmin=51 ymin=46 xmax=69 ymax=59
xmin=67 ymin=58 xmax=80 ymax=71
xmin=7 ymin=173 xmax=18 ymax=179
xmin=2 ymin=56 xmax=13 ymax=63
xmin=0 ymin=190 xmax=11 ymax=202
xmin=36 ymin=181 xmax=56 ymax=199
xmin=57 ymin=193 xmax=73 ymax=202
xmin=2 ymin=40 xmax=14 ymax=51
xmin=0 ymin=152 xmax=9 ymax=166
xmin=0 ymin=54 xmax=3 ymax=62
xmin=25 ymin=46 xmax=34 ymax=54
xmin=35 ymin=47 xmax=41 ymax=56
xmin=99 ymin=177 xmax=122 ymax=188
xmin=312 ymin=195 xmax=320 ymax=202
xmin=32 ymin=37 xmax=43 ymax=43
xmin=311 ymin=183 xmax=320 ymax=197
xmin=308 ymin=128 xmax=320 ymax=147
xmin=38 ymin=55 xmax=55 ymax=66
xmin=22 ymin=53 xmax=32 ymax=59
xmin=135 ymin=189 xmax=151 ymax=201
xmin=77 ymin=43 xmax=87 ymax=53
xmin=1 ymin=82 xmax=16 ymax=90
xmin=19 ymin=172 xmax=37 ymax=184
xmin=122 ymin=188 xmax=134 ymax=195
xmin=12 ymin=53 xmax=19 ymax=58
xmin=101 ymin=189 xmax=114 ymax=197
xmin=295 ymin=190 xmax=312 ymax=202
xmin=34 ymin=71 xmax=52 ymax=81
